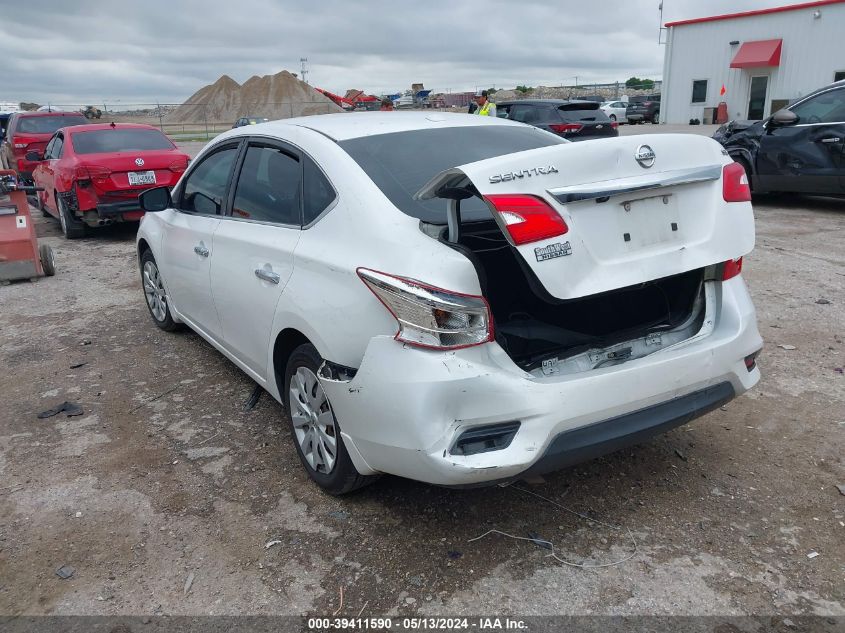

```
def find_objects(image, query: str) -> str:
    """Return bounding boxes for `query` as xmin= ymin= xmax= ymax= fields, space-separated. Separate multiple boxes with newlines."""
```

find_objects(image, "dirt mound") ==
xmin=168 ymin=70 xmax=342 ymax=123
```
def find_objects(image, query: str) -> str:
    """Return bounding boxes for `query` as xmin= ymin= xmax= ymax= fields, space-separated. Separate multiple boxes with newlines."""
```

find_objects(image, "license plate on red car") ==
xmin=128 ymin=171 xmax=156 ymax=186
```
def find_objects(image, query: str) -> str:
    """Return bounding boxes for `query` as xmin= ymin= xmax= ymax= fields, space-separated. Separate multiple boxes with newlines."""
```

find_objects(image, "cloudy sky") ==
xmin=3 ymin=0 xmax=783 ymax=106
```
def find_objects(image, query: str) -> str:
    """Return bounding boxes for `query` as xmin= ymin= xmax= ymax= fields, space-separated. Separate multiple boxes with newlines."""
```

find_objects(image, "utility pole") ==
xmin=300 ymin=58 xmax=309 ymax=84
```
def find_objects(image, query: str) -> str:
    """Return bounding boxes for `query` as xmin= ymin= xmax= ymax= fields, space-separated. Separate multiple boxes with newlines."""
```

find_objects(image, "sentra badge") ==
xmin=489 ymin=166 xmax=558 ymax=184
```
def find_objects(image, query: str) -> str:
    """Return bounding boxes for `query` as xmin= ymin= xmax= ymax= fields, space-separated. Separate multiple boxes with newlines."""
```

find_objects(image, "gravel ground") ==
xmin=0 ymin=127 xmax=843 ymax=619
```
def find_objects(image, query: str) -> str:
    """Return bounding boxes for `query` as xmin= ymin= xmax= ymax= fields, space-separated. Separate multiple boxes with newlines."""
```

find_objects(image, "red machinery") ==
xmin=0 ymin=170 xmax=55 ymax=282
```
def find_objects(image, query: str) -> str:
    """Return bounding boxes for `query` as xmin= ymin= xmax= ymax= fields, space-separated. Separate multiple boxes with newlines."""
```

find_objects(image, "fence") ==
xmin=24 ymin=101 xmax=341 ymax=141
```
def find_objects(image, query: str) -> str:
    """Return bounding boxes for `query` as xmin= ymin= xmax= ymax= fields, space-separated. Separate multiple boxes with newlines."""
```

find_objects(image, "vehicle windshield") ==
xmin=71 ymin=128 xmax=175 ymax=154
xmin=17 ymin=115 xmax=89 ymax=134
xmin=339 ymin=125 xmax=566 ymax=223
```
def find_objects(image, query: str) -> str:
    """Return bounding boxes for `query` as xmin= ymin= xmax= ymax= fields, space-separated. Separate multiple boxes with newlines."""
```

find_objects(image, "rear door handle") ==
xmin=193 ymin=244 xmax=209 ymax=257
xmin=818 ymin=137 xmax=842 ymax=144
xmin=254 ymin=268 xmax=280 ymax=284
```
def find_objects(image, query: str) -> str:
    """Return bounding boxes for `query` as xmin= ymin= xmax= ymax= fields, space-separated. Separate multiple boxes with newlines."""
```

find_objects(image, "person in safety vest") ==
xmin=473 ymin=90 xmax=496 ymax=117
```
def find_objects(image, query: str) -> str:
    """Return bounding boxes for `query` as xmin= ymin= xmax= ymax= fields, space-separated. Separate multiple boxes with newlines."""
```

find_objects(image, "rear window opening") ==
xmin=448 ymin=220 xmax=707 ymax=374
xmin=16 ymin=115 xmax=89 ymax=134
xmin=72 ymin=128 xmax=175 ymax=154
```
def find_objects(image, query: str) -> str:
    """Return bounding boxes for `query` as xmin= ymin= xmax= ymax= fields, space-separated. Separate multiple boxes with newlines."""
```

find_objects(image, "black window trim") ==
xmin=222 ymin=137 xmax=304 ymax=229
xmin=174 ymin=139 xmax=245 ymax=216
xmin=227 ymin=134 xmax=338 ymax=230
xmin=788 ymin=85 xmax=845 ymax=127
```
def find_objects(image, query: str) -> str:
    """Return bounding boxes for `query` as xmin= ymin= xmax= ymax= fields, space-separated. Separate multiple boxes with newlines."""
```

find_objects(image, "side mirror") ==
xmin=139 ymin=186 xmax=172 ymax=212
xmin=770 ymin=109 xmax=798 ymax=126
xmin=25 ymin=150 xmax=43 ymax=162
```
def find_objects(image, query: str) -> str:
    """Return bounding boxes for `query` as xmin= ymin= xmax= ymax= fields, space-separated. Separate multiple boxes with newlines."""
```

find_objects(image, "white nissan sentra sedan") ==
xmin=136 ymin=112 xmax=762 ymax=494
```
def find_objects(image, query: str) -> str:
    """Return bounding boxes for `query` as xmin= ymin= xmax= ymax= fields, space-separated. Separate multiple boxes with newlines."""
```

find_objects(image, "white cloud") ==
xmin=1 ymin=0 xmax=780 ymax=104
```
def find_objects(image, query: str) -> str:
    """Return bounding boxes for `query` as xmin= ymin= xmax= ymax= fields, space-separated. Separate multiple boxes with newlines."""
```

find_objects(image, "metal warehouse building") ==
xmin=660 ymin=0 xmax=845 ymax=124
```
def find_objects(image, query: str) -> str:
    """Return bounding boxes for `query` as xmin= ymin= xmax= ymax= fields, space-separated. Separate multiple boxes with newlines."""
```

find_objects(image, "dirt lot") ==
xmin=0 ymin=128 xmax=843 ymax=619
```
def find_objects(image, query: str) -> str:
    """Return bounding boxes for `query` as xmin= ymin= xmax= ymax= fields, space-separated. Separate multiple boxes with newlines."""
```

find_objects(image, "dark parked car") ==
xmin=715 ymin=80 xmax=845 ymax=196
xmin=496 ymin=100 xmax=618 ymax=141
xmin=232 ymin=117 xmax=269 ymax=128
xmin=0 ymin=111 xmax=89 ymax=180
xmin=626 ymin=95 xmax=661 ymax=124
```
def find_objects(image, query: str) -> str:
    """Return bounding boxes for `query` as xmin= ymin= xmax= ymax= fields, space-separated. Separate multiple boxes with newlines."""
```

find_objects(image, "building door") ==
xmin=748 ymin=76 xmax=769 ymax=120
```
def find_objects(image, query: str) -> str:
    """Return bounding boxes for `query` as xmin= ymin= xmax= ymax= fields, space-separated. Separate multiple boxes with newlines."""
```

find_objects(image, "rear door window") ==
xmin=302 ymin=157 xmax=336 ymax=225
xmin=508 ymin=105 xmax=543 ymax=124
xmin=231 ymin=144 xmax=302 ymax=225
xmin=179 ymin=145 xmax=239 ymax=215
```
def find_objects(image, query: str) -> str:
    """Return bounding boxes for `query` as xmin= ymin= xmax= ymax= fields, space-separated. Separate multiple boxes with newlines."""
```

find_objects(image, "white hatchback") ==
xmin=136 ymin=112 xmax=762 ymax=494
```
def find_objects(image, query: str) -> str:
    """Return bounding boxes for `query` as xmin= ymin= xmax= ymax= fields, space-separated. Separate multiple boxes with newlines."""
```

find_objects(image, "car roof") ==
xmin=496 ymin=99 xmax=598 ymax=106
xmin=222 ymin=111 xmax=524 ymax=142
xmin=14 ymin=111 xmax=88 ymax=118
xmin=62 ymin=122 xmax=162 ymax=135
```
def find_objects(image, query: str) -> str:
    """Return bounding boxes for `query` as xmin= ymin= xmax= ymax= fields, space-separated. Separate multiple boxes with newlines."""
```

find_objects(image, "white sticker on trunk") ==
xmin=16 ymin=216 xmax=26 ymax=229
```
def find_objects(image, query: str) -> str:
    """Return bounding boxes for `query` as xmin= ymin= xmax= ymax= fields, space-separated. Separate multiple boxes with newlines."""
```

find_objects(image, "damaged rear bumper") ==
xmin=319 ymin=276 xmax=762 ymax=486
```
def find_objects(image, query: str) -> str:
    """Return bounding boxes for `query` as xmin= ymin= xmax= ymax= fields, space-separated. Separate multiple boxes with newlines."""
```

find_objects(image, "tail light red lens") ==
xmin=80 ymin=165 xmax=112 ymax=183
xmin=723 ymin=162 xmax=751 ymax=202
xmin=484 ymin=194 xmax=569 ymax=246
xmin=168 ymin=158 xmax=188 ymax=173
xmin=722 ymin=257 xmax=743 ymax=280
xmin=357 ymin=268 xmax=493 ymax=350
xmin=610 ymin=121 xmax=619 ymax=129
xmin=549 ymin=123 xmax=583 ymax=134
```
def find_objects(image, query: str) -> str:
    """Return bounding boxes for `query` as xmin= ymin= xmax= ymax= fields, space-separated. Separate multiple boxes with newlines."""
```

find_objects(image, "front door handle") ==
xmin=193 ymin=244 xmax=209 ymax=257
xmin=818 ymin=137 xmax=842 ymax=144
xmin=254 ymin=268 xmax=280 ymax=284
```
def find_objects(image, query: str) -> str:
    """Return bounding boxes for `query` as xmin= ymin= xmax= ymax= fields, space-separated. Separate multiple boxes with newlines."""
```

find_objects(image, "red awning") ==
xmin=730 ymin=39 xmax=783 ymax=68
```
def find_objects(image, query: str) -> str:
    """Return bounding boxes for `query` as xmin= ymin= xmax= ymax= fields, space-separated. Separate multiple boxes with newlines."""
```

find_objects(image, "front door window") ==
xmin=748 ymin=76 xmax=768 ymax=120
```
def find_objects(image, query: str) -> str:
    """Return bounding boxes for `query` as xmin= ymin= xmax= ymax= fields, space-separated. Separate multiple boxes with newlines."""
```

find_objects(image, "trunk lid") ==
xmin=79 ymin=151 xmax=186 ymax=195
xmin=416 ymin=134 xmax=754 ymax=300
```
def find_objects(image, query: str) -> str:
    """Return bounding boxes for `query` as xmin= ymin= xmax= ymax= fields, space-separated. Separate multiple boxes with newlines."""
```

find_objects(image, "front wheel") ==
xmin=140 ymin=249 xmax=180 ymax=331
xmin=283 ymin=343 xmax=375 ymax=495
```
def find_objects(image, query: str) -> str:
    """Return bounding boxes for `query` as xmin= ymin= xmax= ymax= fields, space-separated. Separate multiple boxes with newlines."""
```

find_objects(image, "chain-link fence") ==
xmin=23 ymin=101 xmax=340 ymax=141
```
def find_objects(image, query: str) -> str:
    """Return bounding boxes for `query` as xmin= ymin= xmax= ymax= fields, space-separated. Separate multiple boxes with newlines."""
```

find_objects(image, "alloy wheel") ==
xmin=289 ymin=366 xmax=337 ymax=474
xmin=142 ymin=260 xmax=167 ymax=322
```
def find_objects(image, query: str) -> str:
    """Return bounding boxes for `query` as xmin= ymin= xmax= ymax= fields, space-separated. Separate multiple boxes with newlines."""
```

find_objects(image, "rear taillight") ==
xmin=723 ymin=162 xmax=751 ymax=202
xmin=610 ymin=121 xmax=619 ymax=129
xmin=549 ymin=123 xmax=583 ymax=134
xmin=484 ymin=194 xmax=569 ymax=246
xmin=76 ymin=165 xmax=112 ymax=183
xmin=168 ymin=158 xmax=188 ymax=173
xmin=357 ymin=268 xmax=493 ymax=350
xmin=721 ymin=257 xmax=743 ymax=280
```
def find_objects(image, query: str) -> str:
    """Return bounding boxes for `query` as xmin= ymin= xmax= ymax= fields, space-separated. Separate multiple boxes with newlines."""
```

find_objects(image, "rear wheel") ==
xmin=609 ymin=114 xmax=617 ymax=122
xmin=56 ymin=195 xmax=86 ymax=239
xmin=283 ymin=343 xmax=375 ymax=495
xmin=140 ymin=249 xmax=180 ymax=331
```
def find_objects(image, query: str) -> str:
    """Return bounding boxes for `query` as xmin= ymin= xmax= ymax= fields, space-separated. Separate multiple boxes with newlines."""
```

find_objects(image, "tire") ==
xmin=56 ymin=195 xmax=86 ymax=239
xmin=140 ymin=249 xmax=181 ymax=332
xmin=283 ymin=343 xmax=375 ymax=495
xmin=651 ymin=111 xmax=660 ymax=124
xmin=609 ymin=114 xmax=616 ymax=122
xmin=39 ymin=244 xmax=55 ymax=276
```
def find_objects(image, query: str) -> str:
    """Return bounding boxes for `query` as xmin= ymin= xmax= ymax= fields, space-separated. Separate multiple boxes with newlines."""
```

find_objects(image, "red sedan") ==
xmin=30 ymin=123 xmax=190 ymax=238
